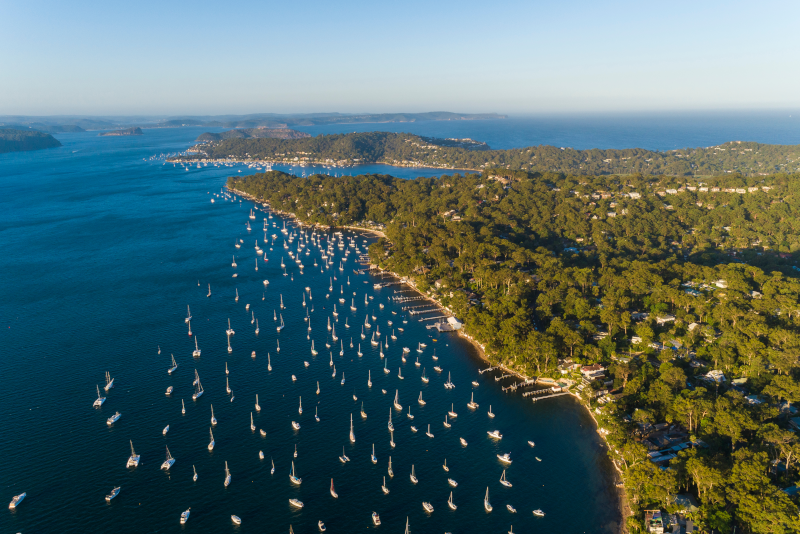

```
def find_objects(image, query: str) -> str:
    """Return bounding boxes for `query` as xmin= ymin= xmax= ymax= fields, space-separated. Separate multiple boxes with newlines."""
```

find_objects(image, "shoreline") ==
xmin=230 ymin=185 xmax=629 ymax=533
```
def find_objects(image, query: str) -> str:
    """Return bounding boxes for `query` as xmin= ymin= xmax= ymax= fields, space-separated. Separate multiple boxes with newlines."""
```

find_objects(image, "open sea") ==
xmin=1 ymin=114 xmax=794 ymax=533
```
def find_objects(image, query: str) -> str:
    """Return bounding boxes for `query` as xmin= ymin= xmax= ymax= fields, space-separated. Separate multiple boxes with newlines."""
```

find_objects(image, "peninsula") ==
xmin=0 ymin=128 xmax=62 ymax=154
xmin=196 ymin=128 xmax=310 ymax=142
xmin=99 ymin=127 xmax=143 ymax=137
xmin=228 ymin=168 xmax=800 ymax=534
xmin=175 ymin=131 xmax=800 ymax=176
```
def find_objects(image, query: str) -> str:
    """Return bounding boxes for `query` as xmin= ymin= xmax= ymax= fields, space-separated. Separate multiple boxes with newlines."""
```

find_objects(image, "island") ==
xmin=99 ymin=127 xmax=143 ymax=137
xmin=228 ymin=167 xmax=800 ymax=534
xmin=173 ymin=131 xmax=800 ymax=176
xmin=0 ymin=128 xmax=62 ymax=154
xmin=196 ymin=128 xmax=311 ymax=142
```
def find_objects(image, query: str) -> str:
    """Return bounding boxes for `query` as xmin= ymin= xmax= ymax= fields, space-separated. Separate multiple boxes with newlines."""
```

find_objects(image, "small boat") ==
xmin=488 ymin=430 xmax=503 ymax=439
xmin=168 ymin=354 xmax=178 ymax=374
xmin=528 ymin=440 xmax=535 ymax=447
xmin=533 ymin=509 xmax=545 ymax=517
xmin=448 ymin=491 xmax=457 ymax=510
xmin=161 ymin=446 xmax=175 ymax=470
xmin=460 ymin=437 xmax=468 ymax=446
xmin=407 ymin=406 xmax=414 ymax=419
xmin=224 ymin=461 xmax=231 ymax=487
xmin=193 ymin=465 xmax=198 ymax=481
xmin=410 ymin=464 xmax=418 ymax=484
xmin=208 ymin=428 xmax=215 ymax=450
xmin=372 ymin=512 xmax=381 ymax=526
xmin=104 ymin=371 xmax=115 ymax=392
xmin=93 ymin=385 xmax=106 ymax=407
xmin=315 ymin=407 xmax=320 ymax=422
xmin=9 ymin=492 xmax=26 ymax=509
xmin=292 ymin=421 xmax=300 ymax=430
xmin=500 ymin=469 xmax=512 ymax=487
xmin=433 ymin=365 xmax=442 ymax=372
xmin=339 ymin=447 xmax=349 ymax=463
xmin=448 ymin=478 xmax=458 ymax=487
xmin=231 ymin=515 xmax=242 ymax=525
xmin=448 ymin=404 xmax=458 ymax=418
xmin=105 ymin=486 xmax=121 ymax=502
xmin=484 ymin=487 xmax=493 ymax=512
xmin=106 ymin=411 xmax=121 ymax=426
xmin=422 ymin=501 xmax=434 ymax=513
xmin=289 ymin=461 xmax=302 ymax=485
xmin=180 ymin=508 xmax=191 ymax=524
xmin=497 ymin=453 xmax=512 ymax=464
xmin=536 ymin=457 xmax=542 ymax=462
xmin=260 ymin=429 xmax=267 ymax=437
xmin=472 ymin=380 xmax=479 ymax=387
xmin=507 ymin=504 xmax=517 ymax=513
xmin=489 ymin=406 xmax=496 ymax=418
xmin=330 ymin=478 xmax=338 ymax=498
xmin=289 ymin=498 xmax=304 ymax=508
xmin=418 ymin=392 xmax=426 ymax=406
xmin=163 ymin=424 xmax=170 ymax=436
xmin=127 ymin=440 xmax=140 ymax=468
xmin=166 ymin=386 xmax=173 ymax=396
xmin=371 ymin=444 xmax=378 ymax=464
xmin=318 ymin=521 xmax=326 ymax=531
xmin=443 ymin=415 xmax=451 ymax=428
xmin=211 ymin=405 xmax=217 ymax=425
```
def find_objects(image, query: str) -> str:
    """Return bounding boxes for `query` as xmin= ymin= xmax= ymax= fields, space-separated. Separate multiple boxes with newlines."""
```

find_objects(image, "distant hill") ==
xmin=0 ymin=128 xmax=62 ymax=154
xmin=177 ymin=131 xmax=800 ymax=176
xmin=196 ymin=128 xmax=312 ymax=142
xmin=99 ymin=127 xmax=143 ymax=137
xmin=2 ymin=123 xmax=85 ymax=133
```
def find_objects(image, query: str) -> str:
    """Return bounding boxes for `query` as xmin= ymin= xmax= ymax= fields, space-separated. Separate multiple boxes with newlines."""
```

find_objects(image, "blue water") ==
xmin=0 ymin=127 xmax=620 ymax=533
xmin=293 ymin=111 xmax=800 ymax=151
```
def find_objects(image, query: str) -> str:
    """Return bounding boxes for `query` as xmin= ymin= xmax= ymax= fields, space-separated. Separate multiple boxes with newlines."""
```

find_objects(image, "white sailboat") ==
xmin=104 ymin=371 xmax=115 ymax=391
xmin=161 ymin=446 xmax=175 ymax=470
xmin=224 ymin=461 xmax=231 ymax=487
xmin=418 ymin=391 xmax=426 ymax=405
xmin=468 ymin=392 xmax=479 ymax=409
xmin=168 ymin=354 xmax=178 ymax=374
xmin=349 ymin=413 xmax=356 ymax=443
xmin=255 ymin=394 xmax=261 ymax=412
xmin=193 ymin=465 xmax=198 ymax=482
xmin=127 ymin=440 xmax=140 ymax=467
xmin=182 ymin=399 xmax=186 ymax=414
xmin=277 ymin=314 xmax=284 ymax=332
xmin=192 ymin=370 xmax=204 ymax=400
xmin=210 ymin=404 xmax=217 ymax=425
xmin=426 ymin=423 xmax=434 ymax=438
xmin=250 ymin=412 xmax=256 ymax=432
xmin=267 ymin=353 xmax=272 ymax=371
xmin=289 ymin=461 xmax=302 ymax=485
xmin=382 ymin=476 xmax=389 ymax=494
xmin=93 ymin=385 xmax=106 ymax=407
xmin=298 ymin=397 xmax=303 ymax=414
xmin=367 ymin=370 xmax=371 ymax=387
xmin=484 ymin=487 xmax=493 ymax=512
xmin=208 ymin=427 xmax=215 ymax=451
xmin=192 ymin=337 xmax=201 ymax=357
xmin=330 ymin=478 xmax=338 ymax=498
xmin=500 ymin=469 xmax=512 ymax=487
xmin=410 ymin=464 xmax=418 ymax=484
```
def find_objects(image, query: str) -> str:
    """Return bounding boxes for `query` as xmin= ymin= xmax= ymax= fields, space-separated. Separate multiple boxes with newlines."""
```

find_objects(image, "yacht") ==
xmin=292 ymin=421 xmax=301 ymax=430
xmin=409 ymin=464 xmax=418 ymax=484
xmin=165 ymin=386 xmax=173 ymax=396
xmin=105 ymin=487 xmax=121 ymax=502
xmin=507 ymin=504 xmax=517 ymax=513
xmin=460 ymin=437 xmax=468 ymax=446
xmin=488 ymin=430 xmax=503 ymax=439
xmin=127 ymin=440 xmax=140 ymax=467
xmin=180 ymin=508 xmax=191 ymax=524
xmin=422 ymin=501 xmax=434 ymax=513
xmin=489 ymin=406 xmax=496 ymax=418
xmin=528 ymin=440 xmax=535 ymax=447
xmin=330 ymin=478 xmax=338 ymax=498
xmin=93 ymin=385 xmax=106 ymax=407
xmin=381 ymin=476 xmax=389 ymax=494
xmin=289 ymin=499 xmax=304 ymax=508
xmin=168 ymin=354 xmax=178 ymax=374
xmin=8 ymin=493 xmax=25 ymax=510
xmin=434 ymin=365 xmax=442 ymax=372
xmin=106 ymin=412 xmax=121 ymax=426
xmin=372 ymin=512 xmax=381 ymax=526
xmin=289 ymin=461 xmax=302 ymax=485
xmin=418 ymin=392 xmax=426 ymax=406
xmin=484 ymin=487 xmax=493 ymax=512
xmin=533 ymin=509 xmax=545 ymax=517
xmin=192 ymin=337 xmax=201 ymax=357
xmin=500 ymin=470 xmax=512 ymax=487
xmin=468 ymin=392 xmax=479 ymax=409
xmin=224 ymin=461 xmax=231 ymax=487
xmin=371 ymin=444 xmax=378 ymax=464
xmin=448 ymin=404 xmax=458 ymax=418
xmin=260 ymin=429 xmax=267 ymax=437
xmin=497 ymin=453 xmax=512 ymax=464
xmin=208 ymin=428 xmax=215 ymax=451
xmin=161 ymin=446 xmax=175 ymax=470
xmin=231 ymin=515 xmax=241 ymax=525
xmin=448 ymin=491 xmax=457 ymax=510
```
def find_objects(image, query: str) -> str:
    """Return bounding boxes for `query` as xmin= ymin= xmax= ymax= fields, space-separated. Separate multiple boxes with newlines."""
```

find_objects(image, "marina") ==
xmin=0 ymin=128 xmax=619 ymax=534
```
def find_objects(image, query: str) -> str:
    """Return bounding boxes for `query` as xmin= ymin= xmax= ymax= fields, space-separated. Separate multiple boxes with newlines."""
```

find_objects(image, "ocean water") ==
xmin=0 ymin=127 xmax=620 ymax=534
xmin=293 ymin=111 xmax=800 ymax=151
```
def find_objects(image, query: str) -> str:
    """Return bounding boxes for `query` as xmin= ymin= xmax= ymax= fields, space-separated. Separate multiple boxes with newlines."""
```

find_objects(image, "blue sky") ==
xmin=1 ymin=0 xmax=798 ymax=115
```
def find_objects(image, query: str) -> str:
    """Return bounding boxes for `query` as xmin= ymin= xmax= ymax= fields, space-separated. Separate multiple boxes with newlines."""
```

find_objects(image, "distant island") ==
xmin=0 ymin=128 xmax=62 ymax=154
xmin=174 ymin=131 xmax=800 ymax=176
xmin=100 ymin=127 xmax=143 ymax=137
xmin=196 ymin=128 xmax=311 ymax=142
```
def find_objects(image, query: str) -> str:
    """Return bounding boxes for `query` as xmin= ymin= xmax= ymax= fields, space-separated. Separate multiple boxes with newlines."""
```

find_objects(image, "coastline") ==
xmin=230 ymin=184 xmax=629 ymax=533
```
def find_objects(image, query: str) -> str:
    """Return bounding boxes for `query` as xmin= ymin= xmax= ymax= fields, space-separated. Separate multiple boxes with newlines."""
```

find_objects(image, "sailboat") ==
xmin=224 ymin=461 xmax=231 ymax=487
xmin=271 ymin=458 xmax=275 ymax=474
xmin=232 ymin=255 xmax=237 ymax=267
xmin=311 ymin=340 xmax=317 ymax=355
xmin=289 ymin=461 xmax=302 ymax=484
xmin=207 ymin=283 xmax=211 ymax=297
xmin=488 ymin=405 xmax=495 ymax=418
xmin=449 ymin=404 xmax=458 ymax=418
xmin=192 ymin=370 xmax=204 ymax=400
xmin=298 ymin=397 xmax=303 ymax=414
xmin=104 ymin=371 xmax=115 ymax=392
xmin=235 ymin=289 xmax=239 ymax=302
xmin=426 ymin=424 xmax=434 ymax=438
xmin=161 ymin=446 xmax=175 ymax=470
xmin=277 ymin=314 xmax=284 ymax=332
xmin=168 ymin=354 xmax=178 ymax=374
xmin=127 ymin=440 xmax=140 ymax=467
xmin=193 ymin=465 xmax=198 ymax=482
xmin=500 ymin=469 xmax=512 ymax=487
xmin=410 ymin=464 xmax=418 ymax=484
xmin=371 ymin=444 xmax=377 ymax=464
xmin=418 ymin=391 xmax=426 ymax=405
xmin=226 ymin=376 xmax=231 ymax=394
xmin=367 ymin=370 xmax=372 ymax=387
xmin=349 ymin=413 xmax=356 ymax=443
xmin=193 ymin=336 xmax=201 ymax=357
xmin=330 ymin=478 xmax=338 ymax=498
xmin=383 ymin=359 xmax=389 ymax=374
xmin=227 ymin=333 xmax=232 ymax=353
xmin=397 ymin=367 xmax=403 ymax=379
xmin=388 ymin=456 xmax=394 ymax=477
xmin=315 ymin=406 xmax=320 ymax=422
xmin=421 ymin=368 xmax=429 ymax=383
xmin=444 ymin=415 xmax=451 ymax=428
xmin=390 ymin=429 xmax=395 ymax=448
xmin=381 ymin=476 xmax=389 ymax=494
xmin=255 ymin=318 xmax=259 ymax=334
xmin=93 ymin=385 xmax=106 ymax=407
xmin=358 ymin=344 xmax=363 ymax=357
xmin=267 ymin=353 xmax=272 ymax=371
xmin=182 ymin=399 xmax=186 ymax=414
xmin=340 ymin=340 xmax=344 ymax=356
xmin=468 ymin=392 xmax=479 ymax=409
xmin=250 ymin=412 xmax=256 ymax=432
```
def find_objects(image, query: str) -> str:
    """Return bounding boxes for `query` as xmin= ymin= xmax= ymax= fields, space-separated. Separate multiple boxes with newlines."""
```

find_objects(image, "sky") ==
xmin=1 ymin=0 xmax=799 ymax=115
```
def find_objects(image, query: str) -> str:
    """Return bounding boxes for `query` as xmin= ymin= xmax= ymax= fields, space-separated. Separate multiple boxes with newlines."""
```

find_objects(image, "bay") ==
xmin=0 ymin=126 xmax=619 ymax=534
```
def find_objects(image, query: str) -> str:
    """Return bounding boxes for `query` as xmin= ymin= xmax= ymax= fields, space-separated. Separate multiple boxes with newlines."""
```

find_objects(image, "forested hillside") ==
xmin=182 ymin=132 xmax=800 ymax=176
xmin=0 ymin=128 xmax=62 ymax=153
xmin=229 ymin=168 xmax=800 ymax=534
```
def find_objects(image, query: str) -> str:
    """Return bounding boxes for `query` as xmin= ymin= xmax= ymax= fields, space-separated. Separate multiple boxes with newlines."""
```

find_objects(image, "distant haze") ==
xmin=1 ymin=0 xmax=799 ymax=115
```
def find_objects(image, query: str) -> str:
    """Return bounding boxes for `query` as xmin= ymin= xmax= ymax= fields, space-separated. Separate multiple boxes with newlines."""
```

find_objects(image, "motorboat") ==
xmin=105 ymin=487 xmax=121 ymax=502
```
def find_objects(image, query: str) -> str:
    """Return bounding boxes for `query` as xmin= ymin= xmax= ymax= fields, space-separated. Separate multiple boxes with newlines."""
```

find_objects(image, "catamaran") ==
xmin=93 ymin=385 xmax=106 ymax=407
xmin=192 ymin=337 xmax=201 ymax=357
xmin=161 ymin=446 xmax=175 ymax=470
xmin=104 ymin=371 xmax=115 ymax=392
xmin=127 ymin=440 xmax=140 ymax=467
